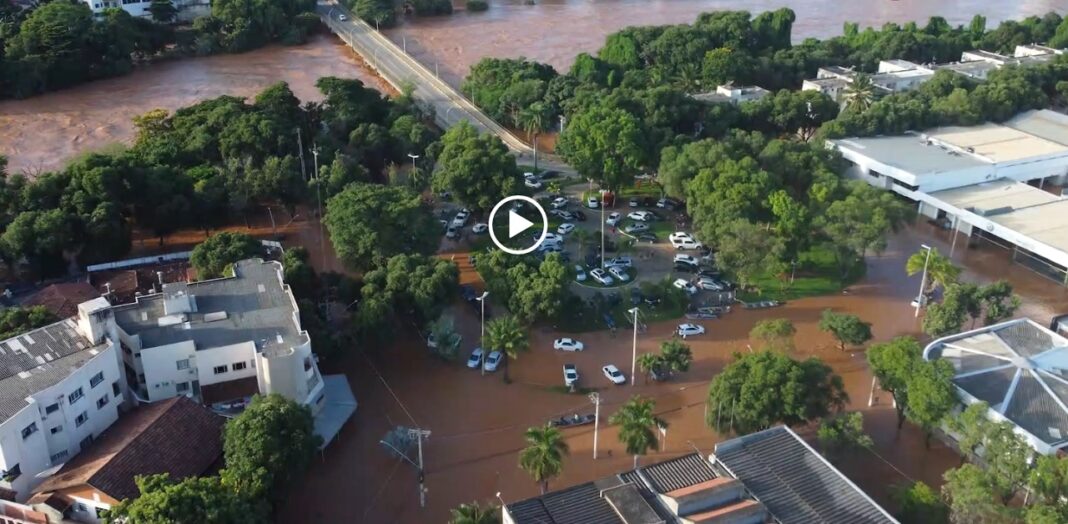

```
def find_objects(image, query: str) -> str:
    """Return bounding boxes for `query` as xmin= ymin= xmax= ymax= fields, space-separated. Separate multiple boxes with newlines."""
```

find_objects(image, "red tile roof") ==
xmin=21 ymin=283 xmax=100 ymax=319
xmin=33 ymin=397 xmax=225 ymax=502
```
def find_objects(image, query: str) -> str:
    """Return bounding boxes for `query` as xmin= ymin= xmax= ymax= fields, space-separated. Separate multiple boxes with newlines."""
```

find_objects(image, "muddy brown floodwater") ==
xmin=0 ymin=34 xmax=389 ymax=176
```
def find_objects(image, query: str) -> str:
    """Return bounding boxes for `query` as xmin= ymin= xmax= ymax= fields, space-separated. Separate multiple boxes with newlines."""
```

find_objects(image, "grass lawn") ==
xmin=735 ymin=245 xmax=865 ymax=302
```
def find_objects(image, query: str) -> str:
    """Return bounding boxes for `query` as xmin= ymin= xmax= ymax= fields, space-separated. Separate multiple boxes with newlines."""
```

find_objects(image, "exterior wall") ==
xmin=256 ymin=338 xmax=325 ymax=414
xmin=140 ymin=341 xmax=197 ymax=402
xmin=0 ymin=344 xmax=122 ymax=501
xmin=61 ymin=484 xmax=118 ymax=524
xmin=80 ymin=0 xmax=153 ymax=17
xmin=194 ymin=342 xmax=257 ymax=388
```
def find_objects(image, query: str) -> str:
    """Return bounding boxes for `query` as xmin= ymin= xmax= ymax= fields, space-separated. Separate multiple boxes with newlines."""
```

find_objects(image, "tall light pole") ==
xmin=588 ymin=392 xmax=601 ymax=459
xmin=407 ymin=153 xmax=420 ymax=171
xmin=914 ymin=244 xmax=933 ymax=318
xmin=628 ymin=307 xmax=639 ymax=385
xmin=600 ymin=189 xmax=607 ymax=270
xmin=477 ymin=291 xmax=489 ymax=376
xmin=312 ymin=145 xmax=326 ymax=271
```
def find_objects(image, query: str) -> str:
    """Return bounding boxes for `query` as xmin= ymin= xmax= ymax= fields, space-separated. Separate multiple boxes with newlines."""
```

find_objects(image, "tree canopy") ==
xmin=324 ymin=183 xmax=439 ymax=270
xmin=818 ymin=310 xmax=873 ymax=351
xmin=433 ymin=122 xmax=520 ymax=213
xmin=105 ymin=474 xmax=262 ymax=524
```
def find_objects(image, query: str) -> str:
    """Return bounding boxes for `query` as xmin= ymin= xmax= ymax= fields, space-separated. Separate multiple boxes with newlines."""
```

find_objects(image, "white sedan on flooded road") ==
xmin=554 ymin=338 xmax=585 ymax=351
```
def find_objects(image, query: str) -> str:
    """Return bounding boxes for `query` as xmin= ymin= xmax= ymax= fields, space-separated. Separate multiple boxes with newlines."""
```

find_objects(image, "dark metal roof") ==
xmin=634 ymin=453 xmax=717 ymax=494
xmin=506 ymin=481 xmax=620 ymax=524
xmin=714 ymin=426 xmax=897 ymax=524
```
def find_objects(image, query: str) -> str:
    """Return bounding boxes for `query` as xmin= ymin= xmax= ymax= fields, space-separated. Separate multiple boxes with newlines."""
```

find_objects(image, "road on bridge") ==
xmin=318 ymin=2 xmax=573 ymax=174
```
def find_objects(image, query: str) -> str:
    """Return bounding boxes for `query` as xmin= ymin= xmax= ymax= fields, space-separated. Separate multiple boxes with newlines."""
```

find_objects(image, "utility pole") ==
xmin=296 ymin=128 xmax=307 ymax=181
xmin=312 ymin=145 xmax=326 ymax=271
xmin=477 ymin=292 xmax=488 ymax=376
xmin=267 ymin=206 xmax=276 ymax=237
xmin=949 ymin=215 xmax=960 ymax=258
xmin=600 ymin=190 xmax=606 ymax=270
xmin=408 ymin=428 xmax=432 ymax=508
xmin=629 ymin=307 xmax=639 ymax=386
xmin=588 ymin=392 xmax=601 ymax=459
xmin=914 ymin=244 xmax=932 ymax=318
xmin=658 ymin=421 xmax=668 ymax=452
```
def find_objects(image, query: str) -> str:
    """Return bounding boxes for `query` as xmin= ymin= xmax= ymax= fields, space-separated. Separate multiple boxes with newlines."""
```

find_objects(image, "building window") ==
xmin=3 ymin=464 xmax=20 ymax=482
xmin=176 ymin=359 xmax=190 ymax=370
xmin=96 ymin=395 xmax=109 ymax=410
xmin=90 ymin=371 xmax=104 ymax=388
xmin=213 ymin=365 xmax=228 ymax=375
xmin=21 ymin=423 xmax=37 ymax=439
xmin=45 ymin=403 xmax=59 ymax=415
xmin=79 ymin=435 xmax=93 ymax=451
xmin=176 ymin=382 xmax=189 ymax=393
xmin=50 ymin=425 xmax=63 ymax=435
xmin=49 ymin=451 xmax=68 ymax=463
xmin=75 ymin=412 xmax=88 ymax=427
xmin=112 ymin=381 xmax=121 ymax=397
xmin=232 ymin=361 xmax=247 ymax=371
xmin=69 ymin=388 xmax=84 ymax=404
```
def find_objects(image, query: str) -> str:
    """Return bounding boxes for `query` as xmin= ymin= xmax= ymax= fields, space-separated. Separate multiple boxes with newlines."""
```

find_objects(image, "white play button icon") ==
xmin=488 ymin=195 xmax=548 ymax=255
xmin=508 ymin=210 xmax=534 ymax=238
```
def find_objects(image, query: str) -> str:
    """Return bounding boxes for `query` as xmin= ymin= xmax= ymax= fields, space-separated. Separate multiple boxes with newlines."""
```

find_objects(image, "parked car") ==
xmin=539 ymin=232 xmax=564 ymax=244
xmin=674 ymin=262 xmax=698 ymax=273
xmin=605 ymin=256 xmax=633 ymax=269
xmin=657 ymin=197 xmax=680 ymax=210
xmin=573 ymin=210 xmax=587 ymax=222
xmin=551 ymin=197 xmax=568 ymax=209
xmin=673 ymin=278 xmax=698 ymax=296
xmin=629 ymin=197 xmax=641 ymax=207
xmin=483 ymin=350 xmax=503 ymax=372
xmin=557 ymin=211 xmax=575 ymax=221
xmin=606 ymin=212 xmax=622 ymax=226
xmin=637 ymin=233 xmax=657 ymax=243
xmin=466 ymin=348 xmax=484 ymax=369
xmin=602 ymin=364 xmax=626 ymax=385
xmin=590 ymin=268 xmax=614 ymax=285
xmin=338 ymin=14 xmax=348 ymax=21
xmin=677 ymin=323 xmax=706 ymax=338
xmin=525 ymin=177 xmax=543 ymax=189
xmin=587 ymin=197 xmax=599 ymax=209
xmin=541 ymin=170 xmax=559 ymax=179
xmin=538 ymin=243 xmax=563 ymax=254
xmin=674 ymin=254 xmax=699 ymax=266
xmin=698 ymin=269 xmax=723 ymax=279
xmin=563 ymin=364 xmax=579 ymax=387
xmin=698 ymin=277 xmax=726 ymax=291
xmin=609 ymin=266 xmax=630 ymax=282
xmin=574 ymin=265 xmax=587 ymax=282
xmin=554 ymin=338 xmax=585 ymax=352
xmin=670 ymin=232 xmax=702 ymax=250
xmin=627 ymin=211 xmax=654 ymax=222
xmin=446 ymin=226 xmax=459 ymax=239
xmin=471 ymin=223 xmax=488 ymax=234
xmin=585 ymin=252 xmax=601 ymax=268
xmin=624 ymin=223 xmax=649 ymax=234
xmin=558 ymin=223 xmax=576 ymax=235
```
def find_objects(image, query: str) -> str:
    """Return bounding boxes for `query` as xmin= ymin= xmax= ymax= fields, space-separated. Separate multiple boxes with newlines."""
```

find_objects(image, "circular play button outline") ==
xmin=488 ymin=195 xmax=548 ymax=255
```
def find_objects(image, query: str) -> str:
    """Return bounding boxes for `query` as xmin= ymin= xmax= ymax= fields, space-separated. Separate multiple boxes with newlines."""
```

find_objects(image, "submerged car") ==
xmin=602 ymin=364 xmax=626 ymax=385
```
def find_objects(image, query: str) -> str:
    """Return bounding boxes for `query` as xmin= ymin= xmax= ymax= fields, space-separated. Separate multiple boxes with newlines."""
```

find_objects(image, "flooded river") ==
xmin=2 ymin=0 xmax=1067 ymax=174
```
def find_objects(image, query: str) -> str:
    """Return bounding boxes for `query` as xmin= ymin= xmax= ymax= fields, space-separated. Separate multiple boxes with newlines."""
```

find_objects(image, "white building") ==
xmin=830 ymin=109 xmax=1068 ymax=284
xmin=924 ymin=318 xmax=1068 ymax=455
xmin=79 ymin=0 xmax=209 ymax=20
xmin=691 ymin=83 xmax=770 ymax=105
xmin=0 ymin=307 xmax=128 ymax=501
xmin=802 ymin=60 xmax=935 ymax=103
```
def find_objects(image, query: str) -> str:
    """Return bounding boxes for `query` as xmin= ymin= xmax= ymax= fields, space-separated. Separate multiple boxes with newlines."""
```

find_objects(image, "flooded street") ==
xmin=0 ymin=34 xmax=388 ymax=176
xmin=3 ymin=0 xmax=1067 ymax=173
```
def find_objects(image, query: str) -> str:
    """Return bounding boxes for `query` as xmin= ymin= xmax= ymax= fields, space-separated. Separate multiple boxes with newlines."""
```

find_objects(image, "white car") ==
xmin=551 ymin=197 xmax=568 ymax=209
xmin=466 ymin=348 xmax=484 ymax=369
xmin=698 ymin=277 xmax=725 ymax=291
xmin=538 ymin=232 xmax=564 ymax=244
xmin=587 ymin=197 xmax=599 ymax=209
xmin=606 ymin=212 xmax=622 ymax=226
xmin=483 ymin=350 xmax=503 ymax=372
xmin=674 ymin=254 xmax=699 ymax=266
xmin=452 ymin=210 xmax=470 ymax=228
xmin=670 ymin=232 xmax=702 ymax=250
xmin=338 ymin=14 xmax=348 ymax=21
xmin=538 ymin=243 xmax=563 ymax=254
xmin=557 ymin=223 xmax=576 ymax=235
xmin=554 ymin=338 xmax=585 ymax=352
xmin=525 ymin=178 xmax=543 ymax=189
xmin=602 ymin=364 xmax=626 ymax=385
xmin=624 ymin=223 xmax=649 ymax=234
xmin=673 ymin=278 xmax=698 ymax=296
xmin=609 ymin=266 xmax=630 ymax=282
xmin=563 ymin=364 xmax=579 ymax=387
xmin=574 ymin=265 xmax=587 ymax=282
xmin=669 ymin=232 xmax=694 ymax=243
xmin=627 ymin=211 xmax=653 ymax=222
xmin=471 ymin=223 xmax=488 ymax=234
xmin=605 ymin=256 xmax=633 ymax=269
xmin=677 ymin=323 xmax=706 ymax=338
xmin=590 ymin=268 xmax=614 ymax=285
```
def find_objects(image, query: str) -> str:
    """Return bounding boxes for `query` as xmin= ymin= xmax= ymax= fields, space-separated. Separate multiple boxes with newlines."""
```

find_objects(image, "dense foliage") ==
xmin=475 ymin=250 xmax=569 ymax=325
xmin=433 ymin=122 xmax=521 ymax=213
xmin=0 ymin=306 xmax=57 ymax=340
xmin=190 ymin=232 xmax=261 ymax=279
xmin=0 ymin=0 xmax=317 ymax=99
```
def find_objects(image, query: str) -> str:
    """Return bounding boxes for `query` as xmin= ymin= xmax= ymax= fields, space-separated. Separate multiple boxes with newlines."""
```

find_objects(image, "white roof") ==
xmin=931 ymin=180 xmax=1068 ymax=256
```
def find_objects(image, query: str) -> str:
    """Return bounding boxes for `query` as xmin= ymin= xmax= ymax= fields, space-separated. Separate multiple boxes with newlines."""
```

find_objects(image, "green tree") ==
xmin=149 ymin=0 xmax=179 ymax=23
xmin=659 ymin=339 xmax=693 ymax=376
xmin=359 ymin=254 xmax=460 ymax=330
xmin=946 ymin=401 xmax=991 ymax=464
xmin=281 ymin=246 xmax=317 ymax=299
xmin=844 ymin=74 xmax=877 ymax=112
xmin=817 ymin=412 xmax=873 ymax=458
xmin=749 ymin=318 xmax=796 ymax=351
xmin=324 ymin=183 xmax=438 ymax=270
xmin=610 ymin=396 xmax=665 ymax=468
xmin=818 ymin=310 xmax=873 ymax=351
xmin=923 ymin=283 xmax=975 ymax=337
xmin=104 ymin=474 xmax=261 ymax=523
xmin=518 ymin=102 xmax=549 ymax=171
xmin=221 ymin=394 xmax=321 ymax=504
xmin=905 ymin=360 xmax=957 ymax=448
xmin=942 ymin=464 xmax=1008 ymax=524
xmin=706 ymin=351 xmax=847 ymax=434
xmin=892 ymin=481 xmax=949 ymax=524
xmin=0 ymin=306 xmax=58 ymax=340
xmin=433 ymin=122 xmax=520 ymax=213
xmin=556 ymin=103 xmax=647 ymax=190
xmin=820 ymin=181 xmax=908 ymax=277
xmin=714 ymin=219 xmax=786 ymax=293
xmin=190 ymin=232 xmax=261 ymax=279
xmin=518 ymin=424 xmax=569 ymax=494
xmin=484 ymin=315 xmax=529 ymax=383
xmin=867 ymin=337 xmax=922 ymax=429
xmin=976 ymin=281 xmax=1020 ymax=326
xmin=637 ymin=353 xmax=664 ymax=383
xmin=449 ymin=501 xmax=500 ymax=524
xmin=906 ymin=247 xmax=962 ymax=294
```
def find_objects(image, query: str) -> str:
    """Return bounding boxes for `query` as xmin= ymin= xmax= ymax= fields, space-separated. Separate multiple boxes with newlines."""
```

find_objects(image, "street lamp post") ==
xmin=407 ymin=153 xmax=420 ymax=172
xmin=914 ymin=244 xmax=933 ymax=318
xmin=312 ymin=145 xmax=326 ymax=271
xmin=600 ymin=189 xmax=607 ymax=270
xmin=477 ymin=291 xmax=489 ymax=375
xmin=629 ymin=307 xmax=639 ymax=386
xmin=588 ymin=392 xmax=601 ymax=459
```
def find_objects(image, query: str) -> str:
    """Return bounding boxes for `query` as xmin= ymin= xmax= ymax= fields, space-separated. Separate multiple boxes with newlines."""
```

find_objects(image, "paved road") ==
xmin=317 ymin=2 xmax=573 ymax=173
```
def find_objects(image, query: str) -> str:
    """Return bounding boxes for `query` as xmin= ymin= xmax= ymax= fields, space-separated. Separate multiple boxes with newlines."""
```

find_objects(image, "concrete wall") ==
xmin=140 ymin=341 xmax=197 ymax=402
xmin=194 ymin=341 xmax=257 ymax=387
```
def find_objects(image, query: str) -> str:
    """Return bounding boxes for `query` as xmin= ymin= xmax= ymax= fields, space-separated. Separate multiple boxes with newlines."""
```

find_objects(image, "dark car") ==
xmin=573 ymin=210 xmax=587 ymax=222
xmin=643 ymin=295 xmax=662 ymax=307
xmin=637 ymin=233 xmax=657 ymax=243
xmin=460 ymin=285 xmax=477 ymax=302
xmin=629 ymin=197 xmax=640 ymax=207
xmin=540 ymin=170 xmax=559 ymax=179
xmin=630 ymin=288 xmax=642 ymax=306
xmin=642 ymin=197 xmax=657 ymax=207
xmin=585 ymin=252 xmax=601 ymax=268
xmin=674 ymin=262 xmax=698 ymax=273
xmin=698 ymin=269 xmax=722 ymax=279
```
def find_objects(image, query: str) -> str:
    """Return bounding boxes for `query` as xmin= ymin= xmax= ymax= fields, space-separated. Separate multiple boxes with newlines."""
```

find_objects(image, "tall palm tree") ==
xmin=905 ymin=247 xmax=961 ymax=294
xmin=518 ymin=424 xmax=570 ymax=494
xmin=449 ymin=501 xmax=500 ymax=524
xmin=659 ymin=340 xmax=693 ymax=377
xmin=519 ymin=103 xmax=546 ymax=171
xmin=636 ymin=353 xmax=662 ymax=383
xmin=610 ymin=396 xmax=666 ymax=467
xmin=844 ymin=73 xmax=876 ymax=113
xmin=484 ymin=315 xmax=529 ymax=383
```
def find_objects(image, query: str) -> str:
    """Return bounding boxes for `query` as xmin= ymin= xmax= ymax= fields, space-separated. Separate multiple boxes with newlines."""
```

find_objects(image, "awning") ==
xmin=314 ymin=375 xmax=358 ymax=449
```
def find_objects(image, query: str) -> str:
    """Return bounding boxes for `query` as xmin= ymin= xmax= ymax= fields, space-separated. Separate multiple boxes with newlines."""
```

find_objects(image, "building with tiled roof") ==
xmin=19 ymin=283 xmax=100 ymax=320
xmin=504 ymin=427 xmax=896 ymax=524
xmin=29 ymin=397 xmax=223 ymax=523
xmin=924 ymin=318 xmax=1068 ymax=455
